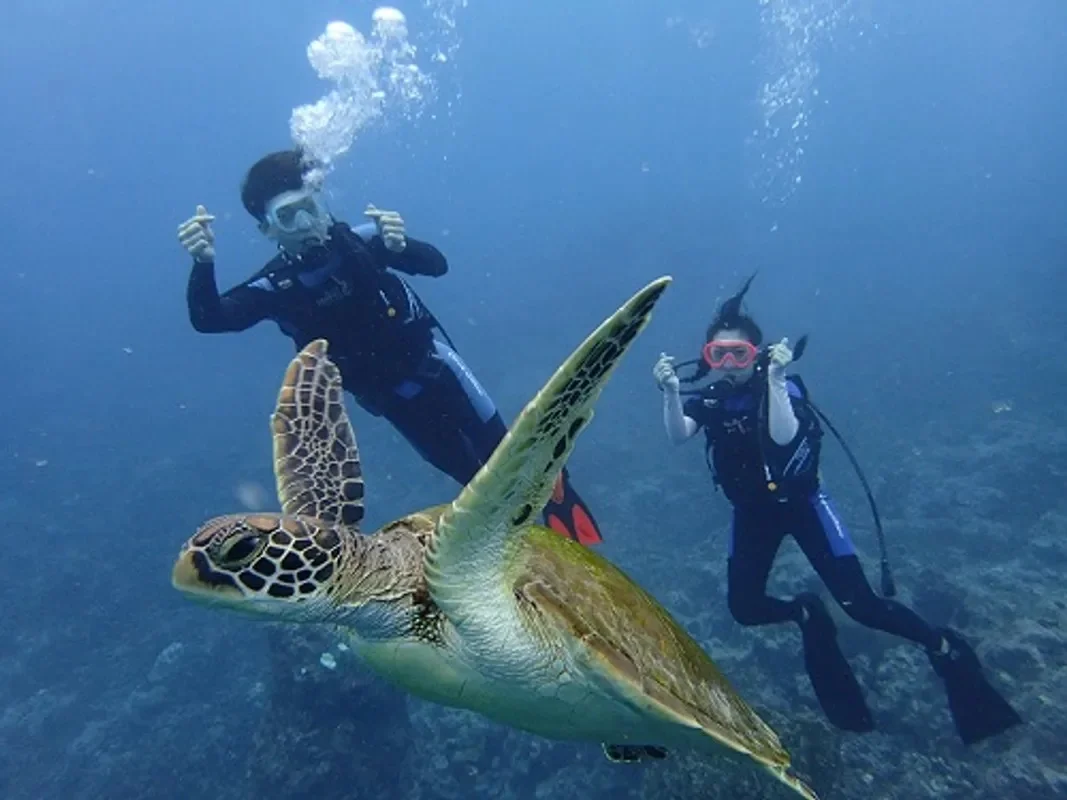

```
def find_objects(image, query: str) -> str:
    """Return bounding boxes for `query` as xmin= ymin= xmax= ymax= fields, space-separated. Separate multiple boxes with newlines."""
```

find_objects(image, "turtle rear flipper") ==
xmin=519 ymin=579 xmax=819 ymax=799
xmin=602 ymin=744 xmax=669 ymax=763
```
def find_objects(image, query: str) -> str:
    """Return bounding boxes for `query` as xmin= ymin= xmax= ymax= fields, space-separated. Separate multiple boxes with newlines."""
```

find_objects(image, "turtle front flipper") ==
xmin=271 ymin=339 xmax=366 ymax=530
xmin=425 ymin=277 xmax=671 ymax=614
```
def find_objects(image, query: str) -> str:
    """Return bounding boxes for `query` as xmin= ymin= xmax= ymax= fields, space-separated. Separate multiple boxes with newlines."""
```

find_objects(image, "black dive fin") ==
xmin=930 ymin=629 xmax=1022 ymax=745
xmin=798 ymin=593 xmax=875 ymax=733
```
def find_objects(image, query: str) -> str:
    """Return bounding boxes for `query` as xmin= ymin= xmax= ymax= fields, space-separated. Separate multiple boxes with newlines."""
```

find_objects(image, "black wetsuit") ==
xmin=187 ymin=220 xmax=506 ymax=485
xmin=684 ymin=376 xmax=940 ymax=650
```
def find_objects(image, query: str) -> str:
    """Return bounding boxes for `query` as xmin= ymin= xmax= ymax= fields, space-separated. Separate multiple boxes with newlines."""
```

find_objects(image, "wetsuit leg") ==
xmin=382 ymin=382 xmax=504 ymax=486
xmin=728 ymin=507 xmax=877 ymax=732
xmin=380 ymin=343 xmax=507 ymax=486
xmin=461 ymin=409 xmax=509 ymax=470
xmin=726 ymin=506 xmax=797 ymax=626
xmin=791 ymin=491 xmax=941 ymax=649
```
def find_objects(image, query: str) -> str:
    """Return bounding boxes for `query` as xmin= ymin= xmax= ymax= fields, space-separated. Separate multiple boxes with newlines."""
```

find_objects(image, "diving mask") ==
xmin=702 ymin=339 xmax=759 ymax=370
xmin=263 ymin=190 xmax=330 ymax=235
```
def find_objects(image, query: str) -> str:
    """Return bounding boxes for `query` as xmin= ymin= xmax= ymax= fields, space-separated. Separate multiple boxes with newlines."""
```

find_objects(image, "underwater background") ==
xmin=2 ymin=0 xmax=1065 ymax=797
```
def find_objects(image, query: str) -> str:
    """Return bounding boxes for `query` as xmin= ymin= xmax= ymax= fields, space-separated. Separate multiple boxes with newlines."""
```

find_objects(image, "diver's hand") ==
xmin=177 ymin=204 xmax=216 ymax=263
xmin=768 ymin=338 xmax=793 ymax=379
xmin=364 ymin=204 xmax=407 ymax=252
xmin=653 ymin=353 xmax=680 ymax=393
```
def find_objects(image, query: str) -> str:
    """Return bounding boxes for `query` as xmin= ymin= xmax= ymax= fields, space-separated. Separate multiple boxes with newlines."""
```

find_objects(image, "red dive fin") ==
xmin=543 ymin=469 xmax=603 ymax=546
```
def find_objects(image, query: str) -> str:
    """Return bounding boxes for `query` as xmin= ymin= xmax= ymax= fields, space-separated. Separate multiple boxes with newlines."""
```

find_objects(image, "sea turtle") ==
xmin=171 ymin=276 xmax=818 ymax=799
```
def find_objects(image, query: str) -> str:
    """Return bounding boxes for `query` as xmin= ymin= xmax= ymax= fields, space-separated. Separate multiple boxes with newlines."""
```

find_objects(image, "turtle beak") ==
xmin=171 ymin=549 xmax=243 ymax=603
xmin=171 ymin=550 xmax=202 ymax=590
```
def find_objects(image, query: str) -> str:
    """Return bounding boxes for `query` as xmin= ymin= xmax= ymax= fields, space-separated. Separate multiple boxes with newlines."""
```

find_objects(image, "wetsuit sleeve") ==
xmin=369 ymin=235 xmax=449 ymax=277
xmin=346 ymin=221 xmax=448 ymax=277
xmin=186 ymin=261 xmax=273 ymax=333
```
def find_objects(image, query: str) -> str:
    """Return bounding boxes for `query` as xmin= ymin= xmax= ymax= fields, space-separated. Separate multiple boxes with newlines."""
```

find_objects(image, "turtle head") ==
xmin=172 ymin=513 xmax=349 ymax=622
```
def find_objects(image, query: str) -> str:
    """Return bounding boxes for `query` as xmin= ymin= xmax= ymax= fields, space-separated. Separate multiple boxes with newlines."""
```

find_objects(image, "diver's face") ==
xmin=708 ymin=328 xmax=757 ymax=384
xmin=259 ymin=189 xmax=333 ymax=255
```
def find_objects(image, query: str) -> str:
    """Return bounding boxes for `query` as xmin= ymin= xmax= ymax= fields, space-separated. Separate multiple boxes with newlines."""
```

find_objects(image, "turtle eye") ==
xmin=218 ymin=533 xmax=265 ymax=567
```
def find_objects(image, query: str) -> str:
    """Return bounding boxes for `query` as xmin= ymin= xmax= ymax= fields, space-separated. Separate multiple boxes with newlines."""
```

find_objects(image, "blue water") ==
xmin=2 ymin=1 xmax=1065 ymax=798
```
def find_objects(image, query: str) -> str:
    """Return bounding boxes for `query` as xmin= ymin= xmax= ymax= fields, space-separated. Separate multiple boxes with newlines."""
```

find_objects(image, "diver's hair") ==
xmin=240 ymin=149 xmax=322 ymax=221
xmin=705 ymin=272 xmax=763 ymax=346
xmin=706 ymin=315 xmax=763 ymax=346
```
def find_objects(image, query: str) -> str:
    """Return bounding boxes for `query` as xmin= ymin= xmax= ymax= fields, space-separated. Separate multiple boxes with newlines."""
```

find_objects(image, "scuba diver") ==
xmin=176 ymin=148 xmax=602 ymax=546
xmin=651 ymin=274 xmax=1021 ymax=744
